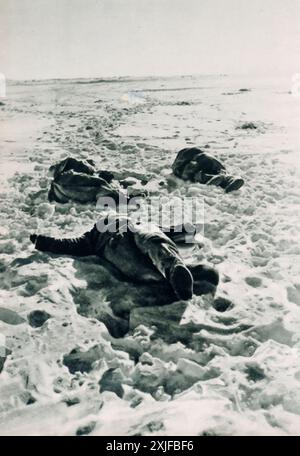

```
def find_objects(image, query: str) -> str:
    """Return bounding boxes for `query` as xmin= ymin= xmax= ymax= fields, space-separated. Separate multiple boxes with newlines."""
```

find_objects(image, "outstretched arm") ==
xmin=30 ymin=231 xmax=95 ymax=257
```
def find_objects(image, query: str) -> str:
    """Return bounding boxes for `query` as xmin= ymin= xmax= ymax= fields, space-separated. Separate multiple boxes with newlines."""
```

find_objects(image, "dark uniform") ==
xmin=48 ymin=158 xmax=129 ymax=204
xmin=172 ymin=147 xmax=244 ymax=193
xmin=30 ymin=215 xmax=219 ymax=300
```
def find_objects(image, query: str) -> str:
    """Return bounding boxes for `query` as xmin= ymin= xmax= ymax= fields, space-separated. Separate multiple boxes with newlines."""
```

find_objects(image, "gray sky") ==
xmin=0 ymin=0 xmax=299 ymax=80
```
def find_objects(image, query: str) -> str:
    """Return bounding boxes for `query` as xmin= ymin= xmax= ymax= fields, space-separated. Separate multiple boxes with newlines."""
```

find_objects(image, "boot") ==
xmin=221 ymin=176 xmax=245 ymax=193
xmin=169 ymin=261 xmax=194 ymax=301
xmin=189 ymin=264 xmax=219 ymax=286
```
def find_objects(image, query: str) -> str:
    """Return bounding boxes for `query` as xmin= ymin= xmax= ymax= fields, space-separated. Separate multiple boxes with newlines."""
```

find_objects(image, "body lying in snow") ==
xmin=48 ymin=157 xmax=149 ymax=204
xmin=30 ymin=215 xmax=219 ymax=301
xmin=172 ymin=147 xmax=244 ymax=193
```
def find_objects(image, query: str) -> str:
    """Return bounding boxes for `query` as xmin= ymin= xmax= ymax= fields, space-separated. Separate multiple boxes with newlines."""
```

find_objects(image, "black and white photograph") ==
xmin=0 ymin=0 xmax=300 ymax=438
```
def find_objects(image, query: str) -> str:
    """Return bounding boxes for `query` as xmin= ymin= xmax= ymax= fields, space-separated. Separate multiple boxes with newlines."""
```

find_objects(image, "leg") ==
xmin=194 ymin=170 xmax=225 ymax=186
xmin=181 ymin=157 xmax=225 ymax=183
xmin=194 ymin=153 xmax=244 ymax=192
xmin=137 ymin=239 xmax=181 ymax=278
xmin=134 ymin=233 xmax=193 ymax=300
xmin=193 ymin=170 xmax=244 ymax=192
xmin=160 ymin=223 xmax=197 ymax=244
xmin=195 ymin=153 xmax=226 ymax=174
xmin=102 ymin=231 xmax=163 ymax=283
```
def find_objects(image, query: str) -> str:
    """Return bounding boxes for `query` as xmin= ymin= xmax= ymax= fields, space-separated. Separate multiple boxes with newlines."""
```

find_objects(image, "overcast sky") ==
xmin=0 ymin=0 xmax=299 ymax=80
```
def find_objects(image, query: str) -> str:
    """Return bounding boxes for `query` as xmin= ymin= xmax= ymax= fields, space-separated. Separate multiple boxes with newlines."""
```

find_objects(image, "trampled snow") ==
xmin=0 ymin=75 xmax=300 ymax=435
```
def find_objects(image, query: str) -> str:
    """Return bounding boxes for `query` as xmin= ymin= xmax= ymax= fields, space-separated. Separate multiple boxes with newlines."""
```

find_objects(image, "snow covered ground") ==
xmin=0 ymin=75 xmax=300 ymax=435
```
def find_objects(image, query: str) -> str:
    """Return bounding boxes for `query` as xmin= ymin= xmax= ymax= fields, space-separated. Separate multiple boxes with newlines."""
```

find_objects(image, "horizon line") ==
xmin=5 ymin=72 xmax=293 ymax=84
